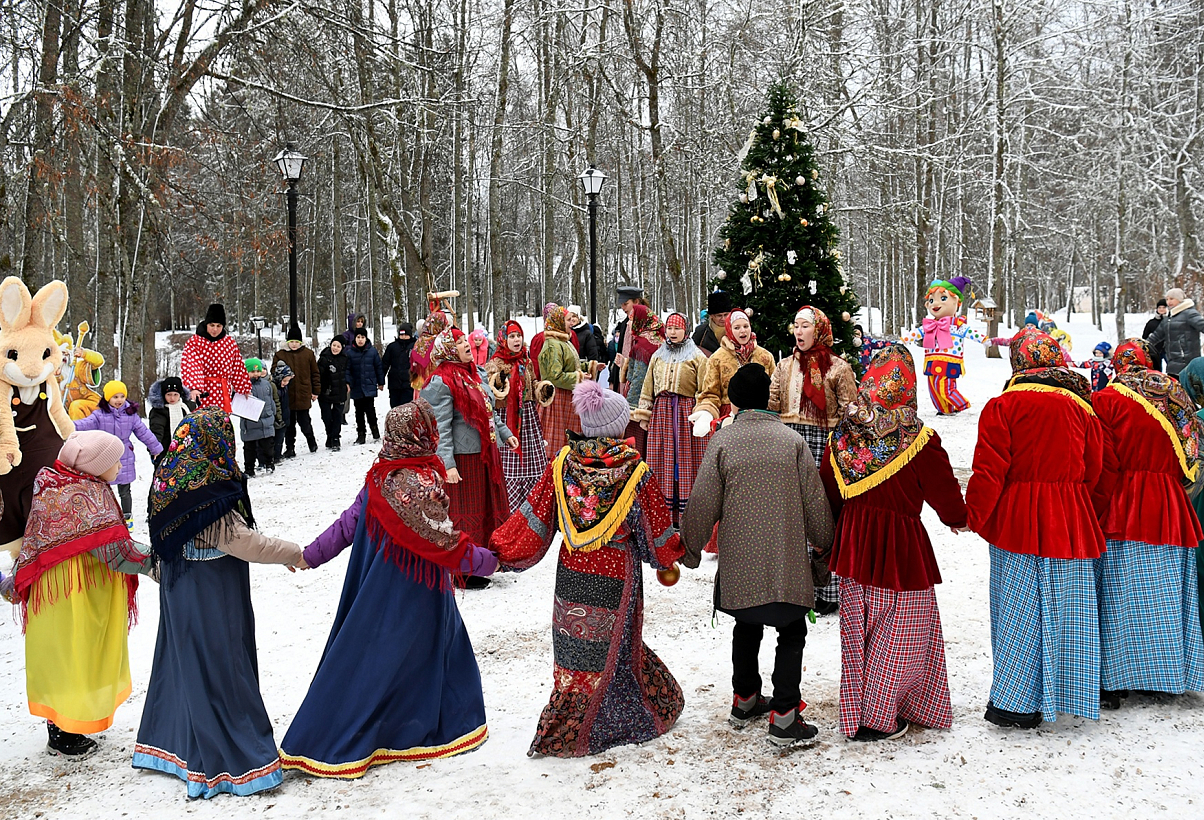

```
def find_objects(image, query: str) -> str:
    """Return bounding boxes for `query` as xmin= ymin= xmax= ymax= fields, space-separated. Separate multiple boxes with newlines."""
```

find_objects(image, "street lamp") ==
xmin=251 ymin=315 xmax=266 ymax=359
xmin=578 ymin=165 xmax=607 ymax=327
xmin=273 ymin=144 xmax=307 ymax=336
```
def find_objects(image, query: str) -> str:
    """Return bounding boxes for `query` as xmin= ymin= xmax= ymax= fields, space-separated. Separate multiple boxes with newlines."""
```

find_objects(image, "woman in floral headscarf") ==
xmin=1092 ymin=339 xmax=1204 ymax=709
xmin=632 ymin=312 xmax=709 ymax=526
xmin=421 ymin=327 xmax=517 ymax=589
xmin=484 ymin=320 xmax=550 ymax=512
xmin=536 ymin=305 xmax=585 ymax=457
xmin=280 ymin=401 xmax=496 ymax=778
xmin=409 ymin=309 xmax=455 ymax=391
xmin=769 ymin=305 xmax=858 ymax=613
xmin=966 ymin=327 xmax=1110 ymax=730
xmin=134 ymin=408 xmax=303 ymax=798
xmin=820 ymin=345 xmax=967 ymax=741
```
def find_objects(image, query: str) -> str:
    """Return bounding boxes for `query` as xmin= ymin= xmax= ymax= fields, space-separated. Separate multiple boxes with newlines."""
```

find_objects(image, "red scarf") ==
xmin=629 ymin=305 xmax=665 ymax=364
xmin=793 ymin=305 xmax=836 ymax=419
xmin=431 ymin=352 xmax=507 ymax=493
xmin=364 ymin=454 xmax=471 ymax=590
xmin=492 ymin=320 xmax=529 ymax=446
xmin=724 ymin=309 xmax=758 ymax=364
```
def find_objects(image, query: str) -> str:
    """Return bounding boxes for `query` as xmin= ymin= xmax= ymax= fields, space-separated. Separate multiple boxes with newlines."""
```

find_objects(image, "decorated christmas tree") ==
xmin=712 ymin=81 xmax=860 ymax=367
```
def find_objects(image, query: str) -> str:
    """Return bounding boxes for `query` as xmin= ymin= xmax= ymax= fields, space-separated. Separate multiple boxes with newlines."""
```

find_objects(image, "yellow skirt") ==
xmin=26 ymin=552 xmax=133 ymax=734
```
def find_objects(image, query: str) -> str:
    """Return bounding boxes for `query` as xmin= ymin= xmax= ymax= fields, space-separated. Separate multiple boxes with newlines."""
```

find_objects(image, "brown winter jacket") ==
xmin=694 ymin=337 xmax=776 ymax=419
xmin=271 ymin=346 xmax=320 ymax=411
xmin=768 ymin=351 xmax=858 ymax=429
xmin=681 ymin=410 xmax=834 ymax=610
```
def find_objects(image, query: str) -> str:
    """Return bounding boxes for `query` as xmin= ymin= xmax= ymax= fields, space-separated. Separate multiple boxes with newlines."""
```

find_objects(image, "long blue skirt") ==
xmin=133 ymin=556 xmax=283 ymax=798
xmin=988 ymin=546 xmax=1100 ymax=721
xmin=279 ymin=516 xmax=487 ymax=778
xmin=1097 ymin=539 xmax=1204 ymax=693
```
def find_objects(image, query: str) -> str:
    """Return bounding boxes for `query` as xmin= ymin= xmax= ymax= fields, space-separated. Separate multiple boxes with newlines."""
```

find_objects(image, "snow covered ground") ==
xmin=3 ymin=311 xmax=1202 ymax=819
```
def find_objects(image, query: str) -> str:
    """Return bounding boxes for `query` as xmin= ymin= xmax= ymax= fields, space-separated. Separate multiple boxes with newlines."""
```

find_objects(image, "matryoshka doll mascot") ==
xmin=901 ymin=277 xmax=987 ymax=415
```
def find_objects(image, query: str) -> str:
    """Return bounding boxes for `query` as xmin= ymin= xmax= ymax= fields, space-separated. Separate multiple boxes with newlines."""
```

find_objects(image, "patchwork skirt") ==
xmin=133 ymin=556 xmax=283 ymax=798
xmin=500 ymin=401 xmax=550 ymax=513
xmin=787 ymin=422 xmax=838 ymax=605
xmin=988 ymin=546 xmax=1099 ymax=721
xmin=280 ymin=517 xmax=488 ymax=777
xmin=838 ymin=578 xmax=952 ymax=737
xmin=539 ymin=388 xmax=582 ymax=458
xmin=1096 ymin=539 xmax=1204 ymax=693
xmin=645 ymin=393 xmax=708 ymax=526
xmin=446 ymin=450 xmax=508 ymax=548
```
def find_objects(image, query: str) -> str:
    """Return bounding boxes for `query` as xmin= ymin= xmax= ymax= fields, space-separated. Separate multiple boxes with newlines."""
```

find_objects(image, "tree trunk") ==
xmin=488 ymin=0 xmax=517 ymax=329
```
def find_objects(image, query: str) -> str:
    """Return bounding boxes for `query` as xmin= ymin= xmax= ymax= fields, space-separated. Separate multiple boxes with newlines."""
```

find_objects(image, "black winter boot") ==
xmin=47 ymin=722 xmax=98 ymax=757
xmin=767 ymin=703 xmax=819 ymax=747
xmin=729 ymin=692 xmax=772 ymax=729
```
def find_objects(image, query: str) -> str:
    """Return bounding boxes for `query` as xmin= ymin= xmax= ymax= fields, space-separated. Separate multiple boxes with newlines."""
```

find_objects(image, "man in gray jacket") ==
xmin=681 ymin=363 xmax=834 ymax=748
xmin=1150 ymin=287 xmax=1204 ymax=378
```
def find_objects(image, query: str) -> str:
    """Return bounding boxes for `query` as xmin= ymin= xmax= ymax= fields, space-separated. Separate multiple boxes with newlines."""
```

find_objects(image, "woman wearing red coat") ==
xmin=1093 ymin=339 xmax=1204 ymax=708
xmin=179 ymin=304 xmax=252 ymax=413
xmin=966 ymin=328 xmax=1108 ymax=728
xmin=821 ymin=345 xmax=968 ymax=741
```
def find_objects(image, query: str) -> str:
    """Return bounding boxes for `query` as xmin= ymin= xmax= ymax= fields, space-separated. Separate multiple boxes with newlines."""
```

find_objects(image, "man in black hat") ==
xmin=610 ymin=284 xmax=644 ymax=391
xmin=382 ymin=322 xmax=416 ymax=407
xmin=1142 ymin=298 xmax=1169 ymax=372
xmin=693 ymin=290 xmax=733 ymax=356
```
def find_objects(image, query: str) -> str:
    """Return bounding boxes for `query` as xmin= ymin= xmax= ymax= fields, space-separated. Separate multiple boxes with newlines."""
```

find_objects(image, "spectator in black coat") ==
xmin=692 ymin=290 xmax=733 ymax=356
xmin=147 ymin=376 xmax=197 ymax=454
xmin=382 ymin=322 xmax=416 ymax=407
xmin=1142 ymin=298 xmax=1169 ymax=371
xmin=318 ymin=339 xmax=350 ymax=450
xmin=1150 ymin=288 xmax=1204 ymax=378
xmin=345 ymin=327 xmax=385 ymax=443
xmin=566 ymin=305 xmax=604 ymax=364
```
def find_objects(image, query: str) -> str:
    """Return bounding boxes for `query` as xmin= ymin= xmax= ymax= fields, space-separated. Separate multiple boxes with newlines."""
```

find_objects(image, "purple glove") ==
xmin=459 ymin=544 xmax=499 ymax=577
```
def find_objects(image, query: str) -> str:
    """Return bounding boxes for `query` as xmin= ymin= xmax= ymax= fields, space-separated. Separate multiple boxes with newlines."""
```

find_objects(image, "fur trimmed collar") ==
xmin=1171 ymin=299 xmax=1196 ymax=317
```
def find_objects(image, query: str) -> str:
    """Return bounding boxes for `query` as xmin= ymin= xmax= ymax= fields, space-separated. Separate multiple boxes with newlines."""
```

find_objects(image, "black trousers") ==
xmin=731 ymin=616 xmax=809 ymax=714
xmin=319 ymin=397 xmax=343 ymax=445
xmin=285 ymin=405 xmax=316 ymax=451
xmin=353 ymin=396 xmax=379 ymax=438
xmin=243 ymin=438 xmax=274 ymax=473
xmin=388 ymin=385 xmax=413 ymax=408
xmin=115 ymin=483 xmax=132 ymax=518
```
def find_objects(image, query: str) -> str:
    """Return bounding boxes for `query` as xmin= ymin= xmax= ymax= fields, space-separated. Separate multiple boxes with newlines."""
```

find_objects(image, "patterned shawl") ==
xmin=1004 ymin=327 xmax=1092 ymax=405
xmin=365 ymin=400 xmax=470 ymax=590
xmin=552 ymin=436 xmax=648 ymax=553
xmin=628 ymin=304 xmax=666 ymax=365
xmin=430 ymin=327 xmax=507 ymax=490
xmin=148 ymin=406 xmax=254 ymax=564
xmin=545 ymin=304 xmax=569 ymax=336
xmin=830 ymin=345 xmax=932 ymax=498
xmin=794 ymin=305 xmax=836 ymax=420
xmin=724 ymin=309 xmax=758 ymax=365
xmin=491 ymin=319 xmax=530 ymax=442
xmin=13 ymin=463 xmax=145 ymax=628
xmin=411 ymin=309 xmax=453 ymax=387
xmin=1109 ymin=338 xmax=1203 ymax=480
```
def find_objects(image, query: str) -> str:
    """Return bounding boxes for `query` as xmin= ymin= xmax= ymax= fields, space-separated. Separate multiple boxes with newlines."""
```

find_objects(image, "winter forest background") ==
xmin=1 ymin=0 xmax=1201 ymax=394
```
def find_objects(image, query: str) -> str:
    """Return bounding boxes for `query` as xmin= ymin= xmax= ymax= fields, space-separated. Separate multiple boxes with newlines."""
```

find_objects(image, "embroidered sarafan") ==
xmin=830 ymin=345 xmax=932 ymax=498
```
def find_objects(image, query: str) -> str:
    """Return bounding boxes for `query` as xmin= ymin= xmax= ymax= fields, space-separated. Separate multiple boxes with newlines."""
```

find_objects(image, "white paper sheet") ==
xmin=229 ymin=392 xmax=265 ymax=421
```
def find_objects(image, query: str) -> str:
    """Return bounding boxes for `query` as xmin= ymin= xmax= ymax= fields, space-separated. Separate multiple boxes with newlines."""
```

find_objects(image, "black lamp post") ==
xmin=578 ymin=165 xmax=607 ymax=327
xmin=273 ymin=144 xmax=307 ymax=333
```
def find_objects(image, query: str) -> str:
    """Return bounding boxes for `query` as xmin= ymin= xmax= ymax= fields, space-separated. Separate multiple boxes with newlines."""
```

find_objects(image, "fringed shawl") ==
xmin=552 ymin=436 xmax=648 ymax=553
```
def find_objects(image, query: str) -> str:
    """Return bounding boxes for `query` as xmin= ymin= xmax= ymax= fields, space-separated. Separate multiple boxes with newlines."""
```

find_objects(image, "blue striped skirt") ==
xmin=988 ymin=546 xmax=1100 ymax=721
xmin=1096 ymin=539 xmax=1204 ymax=693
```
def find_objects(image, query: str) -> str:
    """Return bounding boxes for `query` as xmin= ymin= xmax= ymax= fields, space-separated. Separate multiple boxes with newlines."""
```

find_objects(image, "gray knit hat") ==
xmin=572 ymin=379 xmax=630 ymax=439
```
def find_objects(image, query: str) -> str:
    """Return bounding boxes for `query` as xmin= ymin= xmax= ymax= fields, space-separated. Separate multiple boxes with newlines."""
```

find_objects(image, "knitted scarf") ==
xmin=1110 ymin=339 xmax=1203 ymax=480
xmin=13 ymin=462 xmax=145 ymax=629
xmin=724 ymin=309 xmax=758 ymax=365
xmin=1004 ymin=327 xmax=1092 ymax=406
xmin=430 ymin=327 xmax=506 ymax=488
xmin=793 ymin=305 xmax=836 ymax=420
xmin=830 ymin=345 xmax=931 ymax=498
xmin=148 ymin=407 xmax=254 ymax=566
xmin=364 ymin=400 xmax=470 ymax=590
xmin=553 ymin=435 xmax=648 ymax=553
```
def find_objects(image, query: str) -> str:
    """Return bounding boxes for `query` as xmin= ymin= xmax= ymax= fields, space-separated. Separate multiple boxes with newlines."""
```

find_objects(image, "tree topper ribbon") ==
xmin=922 ymin=315 xmax=954 ymax=350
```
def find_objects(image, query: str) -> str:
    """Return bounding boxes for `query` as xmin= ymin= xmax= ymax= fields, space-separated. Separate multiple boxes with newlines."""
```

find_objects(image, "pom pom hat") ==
xmin=573 ymin=380 xmax=630 ymax=439
xmin=58 ymin=430 xmax=124 ymax=477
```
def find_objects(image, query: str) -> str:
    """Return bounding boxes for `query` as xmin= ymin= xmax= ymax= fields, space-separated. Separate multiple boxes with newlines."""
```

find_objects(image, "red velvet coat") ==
xmin=820 ymin=434 xmax=967 ymax=592
xmin=1093 ymin=386 xmax=1202 ymax=548
xmin=966 ymin=387 xmax=1108 ymax=559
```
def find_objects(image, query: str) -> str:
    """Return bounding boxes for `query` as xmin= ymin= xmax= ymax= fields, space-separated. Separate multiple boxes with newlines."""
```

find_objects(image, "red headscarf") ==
xmin=725 ymin=309 xmax=758 ymax=364
xmin=491 ymin=320 xmax=529 ymax=445
xmin=793 ymin=305 xmax=835 ymax=419
xmin=628 ymin=305 xmax=665 ymax=364
xmin=430 ymin=328 xmax=506 ymax=491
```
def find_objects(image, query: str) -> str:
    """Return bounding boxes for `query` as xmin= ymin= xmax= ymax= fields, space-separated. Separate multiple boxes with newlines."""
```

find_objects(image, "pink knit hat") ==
xmin=58 ymin=430 xmax=124 ymax=477
xmin=572 ymin=380 xmax=630 ymax=439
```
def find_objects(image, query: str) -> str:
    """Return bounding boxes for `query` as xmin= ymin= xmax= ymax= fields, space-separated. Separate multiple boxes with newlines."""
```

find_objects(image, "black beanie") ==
xmin=160 ymin=376 xmax=184 ymax=397
xmin=287 ymin=322 xmax=304 ymax=342
xmin=728 ymin=363 xmax=771 ymax=411
xmin=354 ymin=326 xmax=369 ymax=340
xmin=204 ymin=303 xmax=227 ymax=326
xmin=399 ymin=322 xmax=414 ymax=337
xmin=1158 ymin=298 xmax=1168 ymax=309
xmin=707 ymin=290 xmax=732 ymax=314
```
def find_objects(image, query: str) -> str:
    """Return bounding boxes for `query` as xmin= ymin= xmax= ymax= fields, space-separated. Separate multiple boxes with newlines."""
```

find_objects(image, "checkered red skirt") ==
xmin=838 ymin=577 xmax=952 ymax=737
xmin=447 ymin=450 xmax=508 ymax=546
xmin=646 ymin=393 xmax=708 ymax=525
xmin=538 ymin=388 xmax=582 ymax=458
xmin=500 ymin=401 xmax=550 ymax=513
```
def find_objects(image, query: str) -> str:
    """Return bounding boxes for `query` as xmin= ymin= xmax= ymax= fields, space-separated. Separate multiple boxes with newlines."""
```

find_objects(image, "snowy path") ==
xmin=2 ymin=315 xmax=1202 ymax=818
